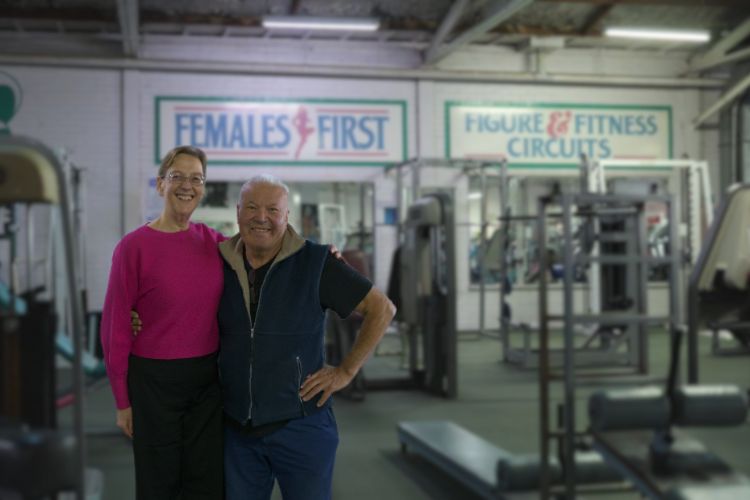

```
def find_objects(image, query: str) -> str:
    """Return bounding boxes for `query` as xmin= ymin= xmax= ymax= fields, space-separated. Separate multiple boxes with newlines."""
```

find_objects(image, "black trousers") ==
xmin=128 ymin=353 xmax=223 ymax=500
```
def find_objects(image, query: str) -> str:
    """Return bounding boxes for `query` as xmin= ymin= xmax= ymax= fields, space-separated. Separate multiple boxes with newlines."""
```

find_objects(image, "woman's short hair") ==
xmin=158 ymin=146 xmax=207 ymax=178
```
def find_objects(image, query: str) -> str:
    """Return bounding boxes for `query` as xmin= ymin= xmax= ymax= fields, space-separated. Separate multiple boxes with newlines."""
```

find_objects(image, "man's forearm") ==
xmin=340 ymin=295 xmax=395 ymax=377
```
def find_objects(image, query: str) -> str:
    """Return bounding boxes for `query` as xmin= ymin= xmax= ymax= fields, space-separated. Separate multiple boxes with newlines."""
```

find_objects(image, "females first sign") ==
xmin=157 ymin=97 xmax=407 ymax=166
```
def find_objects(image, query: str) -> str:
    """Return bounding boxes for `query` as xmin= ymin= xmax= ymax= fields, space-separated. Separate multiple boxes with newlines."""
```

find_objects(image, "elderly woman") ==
xmin=100 ymin=145 xmax=225 ymax=499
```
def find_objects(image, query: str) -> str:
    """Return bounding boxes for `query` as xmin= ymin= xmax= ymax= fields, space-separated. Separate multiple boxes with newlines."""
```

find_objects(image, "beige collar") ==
xmin=218 ymin=224 xmax=306 ymax=314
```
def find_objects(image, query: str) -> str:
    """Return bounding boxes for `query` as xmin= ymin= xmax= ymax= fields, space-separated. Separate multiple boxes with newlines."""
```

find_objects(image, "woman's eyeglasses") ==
xmin=163 ymin=171 xmax=205 ymax=187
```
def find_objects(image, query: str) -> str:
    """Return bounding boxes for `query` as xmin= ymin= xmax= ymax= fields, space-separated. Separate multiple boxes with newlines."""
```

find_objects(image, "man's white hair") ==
xmin=238 ymin=174 xmax=290 ymax=204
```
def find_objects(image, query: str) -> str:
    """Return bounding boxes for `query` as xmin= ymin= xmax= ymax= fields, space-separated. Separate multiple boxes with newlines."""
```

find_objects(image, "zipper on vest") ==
xmin=296 ymin=356 xmax=307 ymax=416
xmin=247 ymin=326 xmax=254 ymax=420
xmin=247 ymin=275 xmax=264 ymax=422
xmin=246 ymin=260 xmax=275 ymax=423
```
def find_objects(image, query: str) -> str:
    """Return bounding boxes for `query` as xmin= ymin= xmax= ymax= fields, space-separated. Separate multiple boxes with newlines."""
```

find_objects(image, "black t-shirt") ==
xmin=244 ymin=252 xmax=372 ymax=322
xmin=228 ymin=251 xmax=373 ymax=437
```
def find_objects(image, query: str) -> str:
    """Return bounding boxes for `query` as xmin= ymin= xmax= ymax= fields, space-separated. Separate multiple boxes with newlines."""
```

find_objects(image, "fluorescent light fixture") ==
xmin=263 ymin=16 xmax=379 ymax=32
xmin=605 ymin=27 xmax=710 ymax=43
xmin=468 ymin=192 xmax=483 ymax=200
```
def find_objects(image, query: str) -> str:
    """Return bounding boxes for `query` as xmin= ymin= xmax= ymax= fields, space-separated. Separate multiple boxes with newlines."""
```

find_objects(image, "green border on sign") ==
xmin=154 ymin=96 xmax=408 ymax=167
xmin=444 ymin=101 xmax=674 ymax=169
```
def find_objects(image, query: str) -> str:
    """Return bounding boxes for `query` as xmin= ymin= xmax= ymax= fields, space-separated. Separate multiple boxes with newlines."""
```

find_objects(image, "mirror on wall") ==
xmin=469 ymin=174 xmax=673 ymax=287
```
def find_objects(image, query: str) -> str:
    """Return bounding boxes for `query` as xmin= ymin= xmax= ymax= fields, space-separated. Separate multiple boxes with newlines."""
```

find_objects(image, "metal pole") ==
xmin=636 ymin=201 xmax=650 ymax=375
xmin=561 ymin=194 xmax=576 ymax=499
xmin=74 ymin=165 xmax=87 ymax=295
xmin=499 ymin=160 xmax=509 ymax=359
xmin=445 ymin=193 xmax=458 ymax=398
xmin=3 ymin=207 xmax=18 ymax=311
xmin=667 ymin=195 xmax=689 ymax=382
xmin=537 ymin=196 xmax=550 ymax=500
xmin=25 ymin=204 xmax=33 ymax=293
xmin=396 ymin=163 xmax=403 ymax=244
xmin=412 ymin=159 xmax=421 ymax=206
xmin=697 ymin=161 xmax=713 ymax=228
xmin=17 ymin=138 xmax=90 ymax=500
xmin=10 ymin=206 xmax=19 ymax=297
xmin=687 ymin=282 xmax=700 ymax=384
xmin=359 ymin=183 xmax=367 ymax=252
xmin=479 ymin=166 xmax=488 ymax=335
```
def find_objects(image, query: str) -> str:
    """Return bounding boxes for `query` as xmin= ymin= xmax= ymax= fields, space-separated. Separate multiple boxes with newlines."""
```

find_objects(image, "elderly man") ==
xmin=218 ymin=174 xmax=396 ymax=500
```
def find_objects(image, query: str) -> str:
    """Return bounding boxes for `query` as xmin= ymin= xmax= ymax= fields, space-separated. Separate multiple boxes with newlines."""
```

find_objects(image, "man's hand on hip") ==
xmin=299 ymin=364 xmax=354 ymax=407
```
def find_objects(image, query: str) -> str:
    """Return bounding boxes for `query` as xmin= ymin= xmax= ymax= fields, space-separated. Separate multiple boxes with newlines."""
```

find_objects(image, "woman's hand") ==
xmin=116 ymin=407 xmax=133 ymax=438
xmin=131 ymin=310 xmax=142 ymax=336
xmin=329 ymin=245 xmax=344 ymax=261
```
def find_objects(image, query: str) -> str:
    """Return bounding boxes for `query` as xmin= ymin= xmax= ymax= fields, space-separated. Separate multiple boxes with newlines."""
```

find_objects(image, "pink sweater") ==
xmin=100 ymin=223 xmax=226 ymax=409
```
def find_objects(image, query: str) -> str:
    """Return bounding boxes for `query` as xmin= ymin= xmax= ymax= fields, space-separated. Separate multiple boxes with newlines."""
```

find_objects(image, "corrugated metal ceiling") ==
xmin=0 ymin=0 xmax=748 ymax=59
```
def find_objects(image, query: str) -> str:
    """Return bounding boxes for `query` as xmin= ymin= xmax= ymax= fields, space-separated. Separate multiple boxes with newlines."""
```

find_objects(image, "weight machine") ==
xmin=329 ymin=158 xmax=498 ymax=399
xmin=587 ymin=158 xmax=713 ymax=266
xmin=535 ymin=189 xmax=683 ymax=499
xmin=544 ymin=179 xmax=748 ymax=500
xmin=500 ymin=159 xmax=657 ymax=372
xmin=397 ymin=155 xmax=744 ymax=499
xmin=498 ymin=156 xmax=713 ymax=370
xmin=0 ymin=136 xmax=93 ymax=499
xmin=390 ymin=157 xmax=501 ymax=336
xmin=398 ymin=188 xmax=680 ymax=499
xmin=687 ymin=183 xmax=750 ymax=378
xmin=329 ymin=162 xmax=470 ymax=399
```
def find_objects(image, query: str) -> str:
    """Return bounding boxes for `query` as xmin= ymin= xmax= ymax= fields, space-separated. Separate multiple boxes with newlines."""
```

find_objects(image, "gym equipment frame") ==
xmin=536 ymin=191 xmax=682 ymax=499
xmin=688 ymin=184 xmax=750 ymax=382
xmin=0 ymin=136 xmax=87 ymax=499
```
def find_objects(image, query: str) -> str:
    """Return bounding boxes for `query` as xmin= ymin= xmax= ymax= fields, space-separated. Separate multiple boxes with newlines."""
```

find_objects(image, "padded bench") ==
xmin=398 ymin=420 xmax=619 ymax=499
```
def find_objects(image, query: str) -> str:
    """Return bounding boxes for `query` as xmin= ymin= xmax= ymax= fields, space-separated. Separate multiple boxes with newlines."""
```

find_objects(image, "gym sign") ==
xmin=0 ymin=71 xmax=23 ymax=136
xmin=446 ymin=102 xmax=672 ymax=167
xmin=156 ymin=97 xmax=407 ymax=166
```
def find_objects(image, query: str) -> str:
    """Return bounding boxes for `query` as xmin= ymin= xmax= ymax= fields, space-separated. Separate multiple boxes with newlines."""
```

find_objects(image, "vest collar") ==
xmin=218 ymin=225 xmax=307 ymax=314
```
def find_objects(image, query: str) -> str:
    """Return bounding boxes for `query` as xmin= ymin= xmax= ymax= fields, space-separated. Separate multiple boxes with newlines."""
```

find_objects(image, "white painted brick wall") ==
xmin=0 ymin=65 xmax=121 ymax=311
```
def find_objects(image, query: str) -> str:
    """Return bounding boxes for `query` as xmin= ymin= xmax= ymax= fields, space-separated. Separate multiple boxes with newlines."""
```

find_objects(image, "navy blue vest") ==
xmin=217 ymin=241 xmax=329 ymax=426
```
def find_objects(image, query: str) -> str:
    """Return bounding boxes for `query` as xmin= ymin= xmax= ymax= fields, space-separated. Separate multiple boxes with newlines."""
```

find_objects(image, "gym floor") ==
xmin=69 ymin=330 xmax=750 ymax=499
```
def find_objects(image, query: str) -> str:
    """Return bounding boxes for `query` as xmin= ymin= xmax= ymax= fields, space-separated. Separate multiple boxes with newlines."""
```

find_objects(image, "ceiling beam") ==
xmin=424 ymin=0 xmax=534 ymax=65
xmin=689 ymin=17 xmax=750 ymax=73
xmin=115 ymin=0 xmax=139 ymax=57
xmin=0 ymin=53 xmax=725 ymax=89
xmin=423 ymin=0 xmax=471 ymax=65
xmin=579 ymin=4 xmax=613 ymax=35
xmin=694 ymin=71 xmax=750 ymax=127
xmin=0 ymin=7 xmax=117 ymax=21
xmin=690 ymin=46 xmax=750 ymax=73
xmin=494 ymin=25 xmax=597 ymax=36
